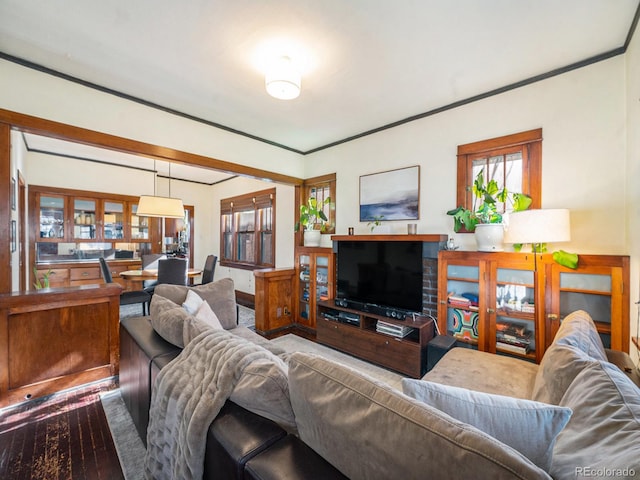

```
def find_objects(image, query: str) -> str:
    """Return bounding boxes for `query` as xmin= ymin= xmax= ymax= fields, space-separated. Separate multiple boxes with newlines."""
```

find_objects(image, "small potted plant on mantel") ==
xmin=446 ymin=171 xmax=532 ymax=252
xmin=295 ymin=196 xmax=331 ymax=247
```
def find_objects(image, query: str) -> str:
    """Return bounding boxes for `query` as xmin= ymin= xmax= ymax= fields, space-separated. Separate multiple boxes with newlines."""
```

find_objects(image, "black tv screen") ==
xmin=336 ymin=241 xmax=423 ymax=312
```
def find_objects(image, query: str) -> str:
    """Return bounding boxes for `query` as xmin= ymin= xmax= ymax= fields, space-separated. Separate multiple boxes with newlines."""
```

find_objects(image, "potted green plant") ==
xmin=447 ymin=171 xmax=532 ymax=252
xmin=295 ymin=196 xmax=331 ymax=246
xmin=33 ymin=267 xmax=54 ymax=289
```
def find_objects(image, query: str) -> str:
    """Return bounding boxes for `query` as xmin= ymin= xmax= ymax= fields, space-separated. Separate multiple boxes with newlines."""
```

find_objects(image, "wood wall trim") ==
xmin=0 ymin=108 xmax=304 ymax=186
xmin=457 ymin=128 xmax=542 ymax=155
xmin=0 ymin=123 xmax=10 ymax=294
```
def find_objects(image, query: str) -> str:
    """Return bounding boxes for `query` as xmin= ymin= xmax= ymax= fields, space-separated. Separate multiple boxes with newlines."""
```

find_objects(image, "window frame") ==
xmin=456 ymin=129 xmax=542 ymax=218
xmin=220 ymin=187 xmax=276 ymax=270
xmin=296 ymin=173 xmax=336 ymax=246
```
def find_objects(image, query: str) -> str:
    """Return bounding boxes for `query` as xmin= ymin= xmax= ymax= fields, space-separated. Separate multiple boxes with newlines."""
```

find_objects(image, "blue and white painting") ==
xmin=359 ymin=165 xmax=420 ymax=221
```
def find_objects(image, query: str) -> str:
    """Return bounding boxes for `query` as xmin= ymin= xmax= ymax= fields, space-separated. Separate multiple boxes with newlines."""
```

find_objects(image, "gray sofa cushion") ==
xmin=288 ymin=352 xmax=550 ymax=480
xmin=551 ymin=360 xmax=640 ymax=478
xmin=402 ymin=379 xmax=572 ymax=472
xmin=532 ymin=344 xmax=597 ymax=405
xmin=155 ymin=278 xmax=237 ymax=329
xmin=422 ymin=347 xmax=539 ymax=399
xmin=552 ymin=310 xmax=607 ymax=362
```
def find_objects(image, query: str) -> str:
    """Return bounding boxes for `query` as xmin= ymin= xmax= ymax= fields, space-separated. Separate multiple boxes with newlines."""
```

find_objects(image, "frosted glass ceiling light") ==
xmin=265 ymin=56 xmax=301 ymax=100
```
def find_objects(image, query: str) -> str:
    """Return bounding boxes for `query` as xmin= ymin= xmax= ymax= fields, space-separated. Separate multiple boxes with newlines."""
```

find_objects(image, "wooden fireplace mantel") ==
xmin=331 ymin=234 xmax=448 ymax=242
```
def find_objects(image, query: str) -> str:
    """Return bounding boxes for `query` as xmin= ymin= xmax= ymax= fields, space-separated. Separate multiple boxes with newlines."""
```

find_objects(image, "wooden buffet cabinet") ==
xmin=438 ymin=250 xmax=630 ymax=364
xmin=30 ymin=185 xmax=194 ymax=289
xmin=0 ymin=284 xmax=121 ymax=408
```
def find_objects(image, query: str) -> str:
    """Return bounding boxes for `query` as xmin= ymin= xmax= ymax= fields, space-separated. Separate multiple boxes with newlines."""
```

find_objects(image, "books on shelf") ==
xmin=496 ymin=320 xmax=533 ymax=355
xmin=496 ymin=341 xmax=530 ymax=355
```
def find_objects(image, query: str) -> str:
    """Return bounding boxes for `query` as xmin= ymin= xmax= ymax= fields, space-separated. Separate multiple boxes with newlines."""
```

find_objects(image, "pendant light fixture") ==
xmin=265 ymin=56 xmax=301 ymax=100
xmin=137 ymin=161 xmax=185 ymax=218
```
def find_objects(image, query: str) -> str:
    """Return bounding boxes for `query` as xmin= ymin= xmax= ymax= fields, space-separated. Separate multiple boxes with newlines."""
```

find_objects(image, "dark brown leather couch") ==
xmin=119 ymin=316 xmax=347 ymax=479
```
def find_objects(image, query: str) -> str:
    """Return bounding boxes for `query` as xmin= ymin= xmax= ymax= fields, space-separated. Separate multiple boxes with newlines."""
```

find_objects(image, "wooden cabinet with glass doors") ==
xmin=30 ymin=185 xmax=193 ymax=288
xmin=438 ymin=251 xmax=544 ymax=363
xmin=295 ymin=246 xmax=334 ymax=331
xmin=438 ymin=251 xmax=630 ymax=363
xmin=540 ymin=254 xmax=629 ymax=352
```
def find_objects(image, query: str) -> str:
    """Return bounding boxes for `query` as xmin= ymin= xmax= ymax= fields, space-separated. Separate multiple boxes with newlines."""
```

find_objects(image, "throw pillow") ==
xmin=552 ymin=310 xmax=607 ymax=362
xmin=194 ymin=300 xmax=223 ymax=330
xmin=230 ymin=357 xmax=297 ymax=433
xmin=551 ymin=360 xmax=640 ymax=478
xmin=149 ymin=294 xmax=192 ymax=348
xmin=287 ymin=352 xmax=547 ymax=479
xmin=402 ymin=379 xmax=572 ymax=471
xmin=182 ymin=289 xmax=204 ymax=315
xmin=155 ymin=278 xmax=237 ymax=329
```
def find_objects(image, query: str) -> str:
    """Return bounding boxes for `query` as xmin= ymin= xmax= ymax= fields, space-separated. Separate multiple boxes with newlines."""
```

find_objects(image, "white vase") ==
xmin=474 ymin=224 xmax=505 ymax=252
xmin=304 ymin=230 xmax=321 ymax=247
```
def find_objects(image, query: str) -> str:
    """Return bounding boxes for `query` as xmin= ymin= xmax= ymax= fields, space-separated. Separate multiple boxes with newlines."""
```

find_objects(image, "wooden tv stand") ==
xmin=316 ymin=299 xmax=435 ymax=378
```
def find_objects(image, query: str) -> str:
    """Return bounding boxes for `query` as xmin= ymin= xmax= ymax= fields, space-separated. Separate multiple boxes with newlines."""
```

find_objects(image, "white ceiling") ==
xmin=1 ymin=0 xmax=638 ymax=157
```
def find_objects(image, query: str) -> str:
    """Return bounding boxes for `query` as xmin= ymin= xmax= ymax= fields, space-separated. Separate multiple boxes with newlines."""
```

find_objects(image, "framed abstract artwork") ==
xmin=359 ymin=165 xmax=420 ymax=221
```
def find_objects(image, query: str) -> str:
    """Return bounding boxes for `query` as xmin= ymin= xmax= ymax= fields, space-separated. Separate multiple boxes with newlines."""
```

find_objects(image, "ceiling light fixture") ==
xmin=265 ymin=56 xmax=301 ymax=100
xmin=137 ymin=161 xmax=185 ymax=218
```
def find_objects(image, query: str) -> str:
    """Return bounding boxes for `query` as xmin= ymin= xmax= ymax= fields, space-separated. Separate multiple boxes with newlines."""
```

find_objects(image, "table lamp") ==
xmin=503 ymin=209 xmax=571 ymax=253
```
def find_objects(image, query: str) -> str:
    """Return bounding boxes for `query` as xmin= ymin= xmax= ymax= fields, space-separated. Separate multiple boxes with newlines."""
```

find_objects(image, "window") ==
xmin=220 ymin=188 xmax=275 ymax=269
xmin=300 ymin=173 xmax=336 ymax=233
xmin=456 ymin=129 xmax=542 ymax=214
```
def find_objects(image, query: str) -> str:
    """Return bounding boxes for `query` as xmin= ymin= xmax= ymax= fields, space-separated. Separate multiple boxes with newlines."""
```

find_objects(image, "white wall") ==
xmin=10 ymin=130 xmax=26 ymax=290
xmin=0 ymin=59 xmax=306 ymax=180
xmin=305 ymin=57 xmax=627 ymax=256
xmin=626 ymin=27 xmax=640 ymax=362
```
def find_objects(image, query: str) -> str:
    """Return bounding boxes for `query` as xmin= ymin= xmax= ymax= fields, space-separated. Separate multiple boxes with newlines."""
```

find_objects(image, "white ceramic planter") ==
xmin=474 ymin=223 xmax=505 ymax=252
xmin=304 ymin=230 xmax=321 ymax=247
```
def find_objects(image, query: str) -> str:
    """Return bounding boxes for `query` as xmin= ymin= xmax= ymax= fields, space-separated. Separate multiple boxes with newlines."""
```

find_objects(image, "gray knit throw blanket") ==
xmin=144 ymin=328 xmax=277 ymax=480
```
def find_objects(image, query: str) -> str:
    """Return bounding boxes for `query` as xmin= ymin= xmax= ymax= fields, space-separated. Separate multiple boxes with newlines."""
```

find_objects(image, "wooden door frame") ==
xmin=0 ymin=108 xmax=303 ymax=293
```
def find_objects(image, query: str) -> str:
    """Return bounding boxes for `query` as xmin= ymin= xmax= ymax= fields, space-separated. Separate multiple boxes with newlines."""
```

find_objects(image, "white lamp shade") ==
xmin=137 ymin=195 xmax=185 ymax=218
xmin=504 ymin=209 xmax=571 ymax=244
xmin=265 ymin=56 xmax=301 ymax=100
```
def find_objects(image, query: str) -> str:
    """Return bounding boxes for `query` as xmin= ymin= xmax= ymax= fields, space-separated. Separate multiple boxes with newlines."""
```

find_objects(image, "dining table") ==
xmin=119 ymin=268 xmax=203 ymax=286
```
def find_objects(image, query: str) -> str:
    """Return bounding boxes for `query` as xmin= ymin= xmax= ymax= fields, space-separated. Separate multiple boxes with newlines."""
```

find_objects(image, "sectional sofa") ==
xmin=119 ymin=278 xmax=640 ymax=479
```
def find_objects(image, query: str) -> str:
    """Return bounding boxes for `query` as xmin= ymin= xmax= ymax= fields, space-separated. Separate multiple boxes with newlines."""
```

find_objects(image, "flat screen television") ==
xmin=336 ymin=240 xmax=423 ymax=313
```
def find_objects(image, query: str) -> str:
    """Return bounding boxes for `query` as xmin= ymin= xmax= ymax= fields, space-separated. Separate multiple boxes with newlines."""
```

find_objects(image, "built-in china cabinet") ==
xmin=438 ymin=250 xmax=630 ymax=363
xmin=29 ymin=185 xmax=194 ymax=289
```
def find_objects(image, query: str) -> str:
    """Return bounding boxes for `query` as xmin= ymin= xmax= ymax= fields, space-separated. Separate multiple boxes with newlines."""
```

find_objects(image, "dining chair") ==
xmin=200 ymin=255 xmax=217 ymax=285
xmin=141 ymin=253 xmax=166 ymax=289
xmin=99 ymin=257 xmax=151 ymax=316
xmin=144 ymin=257 xmax=189 ymax=295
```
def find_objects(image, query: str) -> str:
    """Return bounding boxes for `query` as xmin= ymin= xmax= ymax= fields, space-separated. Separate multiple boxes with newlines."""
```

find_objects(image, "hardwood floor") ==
xmin=0 ymin=380 xmax=123 ymax=480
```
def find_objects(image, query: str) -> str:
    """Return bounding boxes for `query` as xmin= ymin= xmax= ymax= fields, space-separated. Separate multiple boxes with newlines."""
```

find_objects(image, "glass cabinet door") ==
xmin=558 ymin=271 xmax=613 ymax=348
xmin=298 ymin=254 xmax=311 ymax=323
xmin=441 ymin=262 xmax=482 ymax=349
xmin=131 ymin=204 xmax=150 ymax=240
xmin=104 ymin=201 xmax=124 ymax=240
xmin=73 ymin=198 xmax=96 ymax=240
xmin=494 ymin=267 xmax=537 ymax=361
xmin=39 ymin=194 xmax=66 ymax=240
xmin=316 ymin=255 xmax=330 ymax=303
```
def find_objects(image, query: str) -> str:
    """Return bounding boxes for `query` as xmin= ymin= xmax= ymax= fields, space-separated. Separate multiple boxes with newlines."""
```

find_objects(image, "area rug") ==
xmin=0 ymin=381 xmax=124 ymax=480
xmin=100 ymin=391 xmax=145 ymax=480
xmin=271 ymin=334 xmax=404 ymax=390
